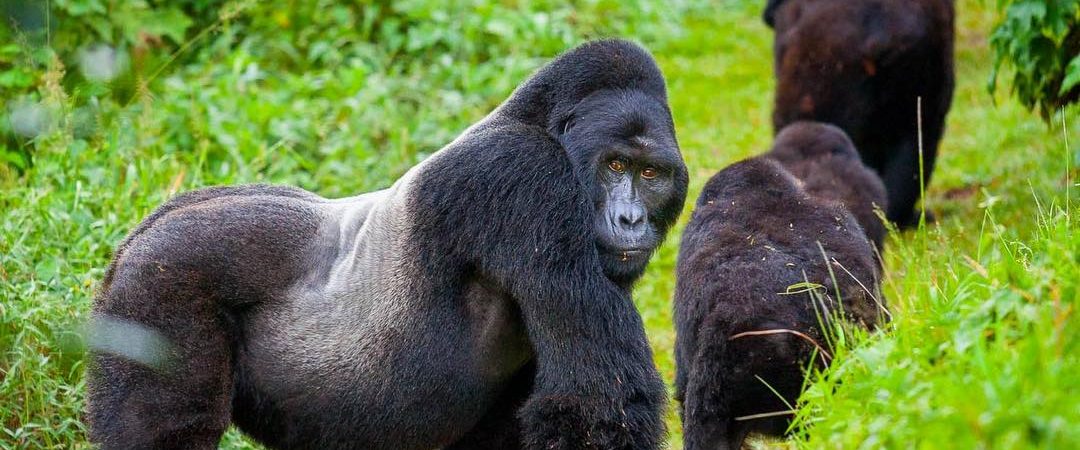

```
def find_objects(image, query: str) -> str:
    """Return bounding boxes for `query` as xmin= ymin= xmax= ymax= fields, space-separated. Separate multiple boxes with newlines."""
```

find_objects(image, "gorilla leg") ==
xmin=682 ymin=336 xmax=745 ymax=450
xmin=682 ymin=317 xmax=810 ymax=450
xmin=882 ymin=137 xmax=937 ymax=227
xmin=446 ymin=363 xmax=535 ymax=449
xmin=86 ymin=270 xmax=233 ymax=450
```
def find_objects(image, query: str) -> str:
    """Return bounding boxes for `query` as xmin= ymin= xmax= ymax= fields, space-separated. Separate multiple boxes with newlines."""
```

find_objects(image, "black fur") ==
xmin=86 ymin=39 xmax=686 ymax=450
xmin=762 ymin=0 xmax=786 ymax=26
xmin=673 ymin=157 xmax=885 ymax=450
xmin=767 ymin=0 xmax=955 ymax=226
xmin=766 ymin=121 xmax=889 ymax=251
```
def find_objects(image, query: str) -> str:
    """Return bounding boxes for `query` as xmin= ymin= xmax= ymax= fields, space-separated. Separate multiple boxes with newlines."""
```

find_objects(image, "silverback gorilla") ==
xmin=86 ymin=39 xmax=688 ymax=450
xmin=674 ymin=148 xmax=885 ymax=450
xmin=765 ymin=0 xmax=955 ymax=226
xmin=766 ymin=122 xmax=889 ymax=251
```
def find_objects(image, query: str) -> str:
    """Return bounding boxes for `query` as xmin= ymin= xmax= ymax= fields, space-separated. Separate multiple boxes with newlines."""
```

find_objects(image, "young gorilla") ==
xmin=764 ymin=0 xmax=955 ymax=226
xmin=86 ymin=39 xmax=688 ymax=450
xmin=766 ymin=121 xmax=889 ymax=251
xmin=673 ymin=155 xmax=885 ymax=450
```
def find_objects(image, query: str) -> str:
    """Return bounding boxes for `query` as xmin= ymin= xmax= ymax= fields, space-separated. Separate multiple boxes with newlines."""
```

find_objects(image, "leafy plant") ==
xmin=990 ymin=0 xmax=1080 ymax=120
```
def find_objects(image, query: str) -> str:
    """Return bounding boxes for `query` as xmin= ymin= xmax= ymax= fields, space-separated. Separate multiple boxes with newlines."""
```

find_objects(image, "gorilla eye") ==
xmin=608 ymin=160 xmax=626 ymax=173
xmin=641 ymin=168 xmax=658 ymax=179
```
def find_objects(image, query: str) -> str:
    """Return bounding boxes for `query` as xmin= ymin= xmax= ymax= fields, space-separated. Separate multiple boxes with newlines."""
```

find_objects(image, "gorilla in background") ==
xmin=86 ymin=39 xmax=688 ymax=450
xmin=674 ymin=156 xmax=885 ymax=450
xmin=766 ymin=121 xmax=889 ymax=251
xmin=764 ymin=0 xmax=955 ymax=226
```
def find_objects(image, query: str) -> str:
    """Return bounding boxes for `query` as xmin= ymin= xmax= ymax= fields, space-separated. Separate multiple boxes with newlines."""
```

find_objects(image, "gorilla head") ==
xmin=770 ymin=121 xmax=861 ymax=161
xmin=766 ymin=121 xmax=888 ymax=250
xmin=493 ymin=39 xmax=689 ymax=286
xmin=557 ymin=89 xmax=687 ymax=283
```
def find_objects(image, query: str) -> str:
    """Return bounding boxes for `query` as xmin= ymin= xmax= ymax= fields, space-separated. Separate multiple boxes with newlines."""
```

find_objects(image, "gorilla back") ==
xmin=766 ymin=0 xmax=955 ymax=226
xmin=673 ymin=158 xmax=884 ymax=450
xmin=86 ymin=40 xmax=686 ymax=450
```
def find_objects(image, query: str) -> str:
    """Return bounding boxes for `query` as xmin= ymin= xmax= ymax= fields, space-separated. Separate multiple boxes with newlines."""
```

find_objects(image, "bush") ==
xmin=990 ymin=0 xmax=1080 ymax=120
xmin=0 ymin=0 xmax=703 ymax=176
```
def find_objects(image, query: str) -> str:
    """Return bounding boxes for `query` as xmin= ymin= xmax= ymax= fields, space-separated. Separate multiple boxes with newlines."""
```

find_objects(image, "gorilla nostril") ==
xmin=618 ymin=212 xmax=646 ymax=229
xmin=612 ymin=201 xmax=647 ymax=232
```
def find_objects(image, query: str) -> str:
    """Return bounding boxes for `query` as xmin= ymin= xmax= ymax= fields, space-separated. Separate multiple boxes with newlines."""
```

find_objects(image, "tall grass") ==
xmin=792 ymin=152 xmax=1078 ymax=447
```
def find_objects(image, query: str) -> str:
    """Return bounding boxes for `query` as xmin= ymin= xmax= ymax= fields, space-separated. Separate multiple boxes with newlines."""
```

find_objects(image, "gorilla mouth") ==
xmin=600 ymin=245 xmax=652 ymax=263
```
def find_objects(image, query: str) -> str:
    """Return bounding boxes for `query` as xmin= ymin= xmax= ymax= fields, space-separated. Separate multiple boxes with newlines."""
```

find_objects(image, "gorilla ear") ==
xmin=763 ymin=0 xmax=788 ymax=28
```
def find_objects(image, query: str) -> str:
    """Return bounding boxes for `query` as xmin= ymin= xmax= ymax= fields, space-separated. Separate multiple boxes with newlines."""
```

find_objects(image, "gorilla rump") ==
xmin=766 ymin=121 xmax=888 ymax=251
xmin=86 ymin=39 xmax=688 ymax=450
xmin=673 ymin=157 xmax=885 ymax=450
xmin=765 ymin=0 xmax=955 ymax=226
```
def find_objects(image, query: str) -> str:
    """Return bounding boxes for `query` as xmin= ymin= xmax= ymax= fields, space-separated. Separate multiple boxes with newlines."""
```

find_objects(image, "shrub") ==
xmin=990 ymin=0 xmax=1080 ymax=120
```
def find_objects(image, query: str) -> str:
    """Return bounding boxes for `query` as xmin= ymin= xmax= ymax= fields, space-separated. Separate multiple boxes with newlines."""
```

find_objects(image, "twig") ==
xmin=125 ymin=0 xmax=255 ymax=107
xmin=728 ymin=329 xmax=833 ymax=363
xmin=917 ymin=96 xmax=927 ymax=227
xmin=1063 ymin=107 xmax=1071 ymax=227
xmin=734 ymin=409 xmax=798 ymax=422
xmin=830 ymin=257 xmax=891 ymax=321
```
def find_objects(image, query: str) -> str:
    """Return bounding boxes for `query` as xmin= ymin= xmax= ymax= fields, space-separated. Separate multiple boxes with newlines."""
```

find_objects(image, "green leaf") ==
xmin=0 ymin=144 xmax=27 ymax=169
xmin=0 ymin=69 xmax=35 ymax=88
xmin=57 ymin=0 xmax=107 ymax=16
xmin=1060 ymin=54 xmax=1080 ymax=95
xmin=144 ymin=7 xmax=195 ymax=44
xmin=116 ymin=6 xmax=194 ymax=45
xmin=0 ymin=44 xmax=21 ymax=57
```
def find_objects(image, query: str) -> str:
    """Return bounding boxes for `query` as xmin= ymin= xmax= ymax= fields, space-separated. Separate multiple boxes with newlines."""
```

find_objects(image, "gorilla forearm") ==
xmin=417 ymin=126 xmax=667 ymax=447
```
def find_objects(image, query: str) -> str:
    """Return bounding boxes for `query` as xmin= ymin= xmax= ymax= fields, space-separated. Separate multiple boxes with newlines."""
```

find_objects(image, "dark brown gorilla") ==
xmin=765 ymin=0 xmax=955 ymax=227
xmin=674 ymin=156 xmax=886 ymax=450
xmin=766 ymin=121 xmax=889 ymax=251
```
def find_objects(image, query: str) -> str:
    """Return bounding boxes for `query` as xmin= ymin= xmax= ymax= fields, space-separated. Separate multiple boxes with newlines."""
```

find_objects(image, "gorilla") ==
xmin=673 ymin=156 xmax=885 ymax=450
xmin=764 ymin=0 xmax=955 ymax=226
xmin=766 ymin=121 xmax=889 ymax=251
xmin=85 ymin=39 xmax=688 ymax=450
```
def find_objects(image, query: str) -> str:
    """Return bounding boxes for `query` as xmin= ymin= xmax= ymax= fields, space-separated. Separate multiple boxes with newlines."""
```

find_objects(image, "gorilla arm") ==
xmin=416 ymin=124 xmax=666 ymax=450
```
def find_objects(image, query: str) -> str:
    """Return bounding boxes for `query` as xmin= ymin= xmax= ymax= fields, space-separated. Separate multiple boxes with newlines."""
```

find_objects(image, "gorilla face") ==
xmin=558 ymin=89 xmax=688 ymax=284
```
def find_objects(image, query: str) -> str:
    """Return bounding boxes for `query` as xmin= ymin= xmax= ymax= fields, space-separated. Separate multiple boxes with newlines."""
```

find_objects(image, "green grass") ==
xmin=1 ymin=0 xmax=1077 ymax=448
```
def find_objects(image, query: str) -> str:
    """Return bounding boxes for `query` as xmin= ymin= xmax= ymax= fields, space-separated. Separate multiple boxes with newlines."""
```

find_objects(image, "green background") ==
xmin=1 ymin=0 xmax=1077 ymax=448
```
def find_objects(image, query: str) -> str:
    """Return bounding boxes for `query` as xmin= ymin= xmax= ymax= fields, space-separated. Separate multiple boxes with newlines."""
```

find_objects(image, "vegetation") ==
xmin=990 ymin=0 xmax=1080 ymax=119
xmin=1 ymin=0 xmax=1076 ymax=448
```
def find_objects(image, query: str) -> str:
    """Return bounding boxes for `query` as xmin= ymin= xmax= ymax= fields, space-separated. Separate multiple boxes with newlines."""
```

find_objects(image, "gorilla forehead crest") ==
xmin=563 ymin=89 xmax=680 ymax=161
xmin=495 ymin=39 xmax=675 ymax=141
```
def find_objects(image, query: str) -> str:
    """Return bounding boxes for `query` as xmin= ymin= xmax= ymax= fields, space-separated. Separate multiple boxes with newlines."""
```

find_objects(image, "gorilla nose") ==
xmin=615 ymin=205 xmax=646 ymax=231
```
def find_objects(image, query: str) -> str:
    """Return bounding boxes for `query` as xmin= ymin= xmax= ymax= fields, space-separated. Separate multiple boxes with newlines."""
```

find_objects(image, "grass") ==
xmin=1 ymin=0 xmax=1077 ymax=448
